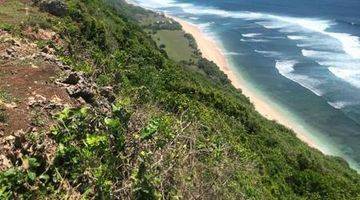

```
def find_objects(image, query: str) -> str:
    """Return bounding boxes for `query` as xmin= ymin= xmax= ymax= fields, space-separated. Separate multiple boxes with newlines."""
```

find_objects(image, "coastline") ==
xmin=124 ymin=0 xmax=330 ymax=155
xmin=171 ymin=16 xmax=324 ymax=152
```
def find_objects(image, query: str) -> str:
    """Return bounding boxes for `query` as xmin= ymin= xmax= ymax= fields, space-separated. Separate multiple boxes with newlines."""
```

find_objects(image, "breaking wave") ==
xmin=275 ymin=60 xmax=324 ymax=96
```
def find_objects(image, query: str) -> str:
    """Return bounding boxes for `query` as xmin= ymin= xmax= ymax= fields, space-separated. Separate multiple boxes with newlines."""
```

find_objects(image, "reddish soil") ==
xmin=0 ymin=33 xmax=73 ymax=134
xmin=0 ymin=63 xmax=71 ymax=133
xmin=0 ymin=29 xmax=77 ymax=172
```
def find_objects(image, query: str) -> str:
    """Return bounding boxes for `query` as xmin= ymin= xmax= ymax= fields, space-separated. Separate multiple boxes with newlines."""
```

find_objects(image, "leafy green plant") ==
xmin=0 ymin=90 xmax=11 ymax=103
xmin=140 ymin=118 xmax=160 ymax=140
xmin=0 ymin=157 xmax=47 ymax=199
xmin=0 ymin=23 xmax=13 ymax=31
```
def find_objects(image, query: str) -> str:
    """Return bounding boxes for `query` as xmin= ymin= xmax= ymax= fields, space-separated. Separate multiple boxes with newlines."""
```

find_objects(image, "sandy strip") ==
xmin=123 ymin=0 xmax=322 ymax=152
xmin=171 ymin=16 xmax=323 ymax=151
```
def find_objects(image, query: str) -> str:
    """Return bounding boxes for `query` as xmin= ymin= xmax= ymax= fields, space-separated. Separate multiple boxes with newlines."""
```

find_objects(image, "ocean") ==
xmin=131 ymin=0 xmax=360 ymax=170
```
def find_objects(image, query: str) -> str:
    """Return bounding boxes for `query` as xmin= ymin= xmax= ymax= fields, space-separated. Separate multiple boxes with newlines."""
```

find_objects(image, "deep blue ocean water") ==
xmin=132 ymin=0 xmax=360 ymax=170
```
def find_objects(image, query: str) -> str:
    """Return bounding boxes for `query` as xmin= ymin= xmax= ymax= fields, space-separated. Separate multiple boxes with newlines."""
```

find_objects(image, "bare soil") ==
xmin=0 ymin=30 xmax=73 ymax=134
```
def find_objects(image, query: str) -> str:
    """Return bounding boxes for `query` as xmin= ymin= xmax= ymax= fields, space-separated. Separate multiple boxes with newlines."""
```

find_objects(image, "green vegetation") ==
xmin=0 ymin=91 xmax=10 ymax=123
xmin=105 ymin=0 xmax=197 ymax=63
xmin=152 ymin=30 xmax=196 ymax=62
xmin=0 ymin=0 xmax=359 ymax=199
xmin=0 ymin=0 xmax=48 ymax=28
xmin=0 ymin=0 xmax=29 ymax=25
xmin=0 ymin=90 xmax=11 ymax=103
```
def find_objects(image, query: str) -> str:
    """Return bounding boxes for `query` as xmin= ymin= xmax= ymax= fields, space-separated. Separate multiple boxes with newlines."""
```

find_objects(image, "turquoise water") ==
xmin=131 ymin=0 xmax=360 ymax=170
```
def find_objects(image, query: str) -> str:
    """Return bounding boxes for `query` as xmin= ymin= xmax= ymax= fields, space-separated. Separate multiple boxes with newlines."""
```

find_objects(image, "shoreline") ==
xmin=124 ymin=0 xmax=328 ymax=155
xmin=171 ymin=16 xmax=323 ymax=152
xmin=124 ymin=0 xmax=360 ymax=171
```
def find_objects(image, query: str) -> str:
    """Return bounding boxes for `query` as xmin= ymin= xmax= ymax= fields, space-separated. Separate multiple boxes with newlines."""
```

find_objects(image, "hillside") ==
xmin=0 ymin=0 xmax=359 ymax=199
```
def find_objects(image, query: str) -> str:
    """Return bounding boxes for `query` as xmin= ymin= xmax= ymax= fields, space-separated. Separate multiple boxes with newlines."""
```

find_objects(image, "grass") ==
xmin=0 ymin=0 xmax=53 ymax=34
xmin=0 ymin=90 xmax=12 ymax=123
xmin=151 ymin=30 xmax=197 ymax=62
xmin=0 ymin=0 xmax=32 ymax=25
xmin=0 ymin=90 xmax=11 ymax=103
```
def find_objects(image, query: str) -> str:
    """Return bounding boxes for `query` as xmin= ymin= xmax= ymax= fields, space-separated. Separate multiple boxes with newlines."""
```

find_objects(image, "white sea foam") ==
xmin=301 ymin=49 xmax=319 ymax=57
xmin=198 ymin=22 xmax=214 ymax=29
xmin=178 ymin=4 xmax=360 ymax=88
xmin=287 ymin=35 xmax=308 ymax=40
xmin=276 ymin=60 xmax=297 ymax=74
xmin=265 ymin=36 xmax=286 ymax=39
xmin=326 ymin=32 xmax=360 ymax=59
xmin=255 ymin=21 xmax=288 ymax=29
xmin=254 ymin=50 xmax=282 ymax=58
xmin=188 ymin=17 xmax=199 ymax=20
xmin=183 ymin=7 xmax=263 ymax=20
xmin=224 ymin=51 xmax=242 ymax=56
xmin=134 ymin=0 xmax=360 ymax=91
xmin=329 ymin=67 xmax=360 ymax=88
xmin=301 ymin=50 xmax=341 ymax=59
xmin=296 ymin=37 xmax=338 ymax=50
xmin=300 ymin=50 xmax=360 ymax=88
xmin=276 ymin=60 xmax=324 ymax=96
xmin=242 ymin=33 xmax=261 ymax=38
xmin=240 ymin=38 xmax=269 ymax=43
xmin=136 ymin=0 xmax=360 ymax=60
xmin=297 ymin=44 xmax=311 ymax=48
xmin=132 ymin=0 xmax=176 ymax=9
xmin=327 ymin=101 xmax=357 ymax=109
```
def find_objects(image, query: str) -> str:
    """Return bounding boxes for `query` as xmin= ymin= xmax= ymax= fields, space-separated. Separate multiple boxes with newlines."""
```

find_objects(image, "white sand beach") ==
xmin=171 ymin=16 xmax=322 ymax=151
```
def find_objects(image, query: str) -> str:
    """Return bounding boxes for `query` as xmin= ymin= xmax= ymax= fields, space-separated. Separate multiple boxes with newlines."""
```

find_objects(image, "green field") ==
xmin=152 ymin=30 xmax=197 ymax=62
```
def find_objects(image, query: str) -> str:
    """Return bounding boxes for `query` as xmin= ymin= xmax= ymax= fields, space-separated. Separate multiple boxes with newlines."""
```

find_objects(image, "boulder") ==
xmin=67 ymin=86 xmax=95 ymax=104
xmin=62 ymin=72 xmax=81 ymax=85
xmin=38 ymin=0 xmax=67 ymax=17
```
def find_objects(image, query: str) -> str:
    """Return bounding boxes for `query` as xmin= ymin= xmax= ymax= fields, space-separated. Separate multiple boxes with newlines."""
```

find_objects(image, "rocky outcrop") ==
xmin=37 ymin=0 xmax=67 ymax=17
xmin=57 ymin=72 xmax=96 ymax=104
xmin=100 ymin=86 xmax=116 ymax=103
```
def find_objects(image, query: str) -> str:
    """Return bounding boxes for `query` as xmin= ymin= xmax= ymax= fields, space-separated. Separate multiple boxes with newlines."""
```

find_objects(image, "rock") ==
xmin=27 ymin=95 xmax=48 ymax=107
xmin=4 ymin=102 xmax=17 ymax=109
xmin=0 ymin=30 xmax=7 ymax=35
xmin=5 ymin=48 xmax=15 ymax=57
xmin=41 ymin=45 xmax=55 ymax=54
xmin=62 ymin=72 xmax=81 ymax=85
xmin=76 ymin=97 xmax=87 ymax=105
xmin=5 ymin=135 xmax=15 ymax=141
xmin=60 ymin=71 xmax=97 ymax=104
xmin=27 ymin=96 xmax=36 ymax=106
xmin=0 ymin=155 xmax=12 ymax=170
xmin=5 ymin=38 xmax=21 ymax=47
xmin=56 ymin=61 xmax=71 ymax=70
xmin=39 ymin=52 xmax=57 ymax=62
xmin=100 ymin=86 xmax=116 ymax=103
xmin=31 ymin=63 xmax=39 ymax=69
xmin=39 ymin=0 xmax=67 ymax=17
xmin=1 ymin=53 xmax=12 ymax=60
xmin=38 ymin=29 xmax=56 ymax=40
xmin=67 ymin=86 xmax=95 ymax=104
